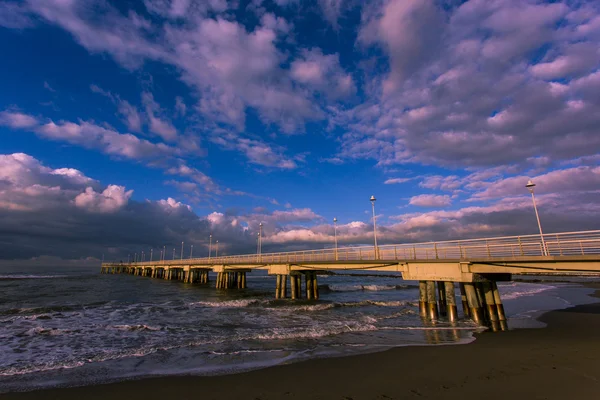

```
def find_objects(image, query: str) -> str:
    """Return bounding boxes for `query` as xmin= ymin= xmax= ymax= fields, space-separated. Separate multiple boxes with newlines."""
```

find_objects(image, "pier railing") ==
xmin=128 ymin=230 xmax=600 ymax=266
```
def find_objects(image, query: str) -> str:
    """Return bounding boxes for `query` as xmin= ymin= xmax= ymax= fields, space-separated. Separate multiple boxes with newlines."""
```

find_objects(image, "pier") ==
xmin=101 ymin=230 xmax=600 ymax=331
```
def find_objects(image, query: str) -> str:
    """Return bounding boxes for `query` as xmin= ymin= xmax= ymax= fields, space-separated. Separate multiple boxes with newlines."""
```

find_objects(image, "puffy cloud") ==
xmin=359 ymin=0 xmax=445 ymax=93
xmin=290 ymin=49 xmax=356 ymax=98
xmin=74 ymin=185 xmax=133 ymax=213
xmin=0 ymin=111 xmax=39 ymax=129
xmin=1 ymin=110 xmax=177 ymax=161
xmin=409 ymin=194 xmax=452 ymax=208
xmin=142 ymin=92 xmax=178 ymax=141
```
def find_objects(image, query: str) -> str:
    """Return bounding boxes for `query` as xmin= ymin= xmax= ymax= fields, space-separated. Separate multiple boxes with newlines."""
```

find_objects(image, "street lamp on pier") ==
xmin=141 ymin=251 xmax=144 ymax=262
xmin=216 ymin=240 xmax=219 ymax=258
xmin=526 ymin=180 xmax=547 ymax=256
xmin=209 ymin=234 xmax=212 ymax=260
xmin=172 ymin=248 xmax=176 ymax=260
xmin=190 ymin=244 xmax=193 ymax=259
xmin=257 ymin=232 xmax=261 ymax=261
xmin=259 ymin=222 xmax=263 ymax=256
xmin=370 ymin=195 xmax=379 ymax=259
xmin=150 ymin=248 xmax=153 ymax=262
xmin=333 ymin=217 xmax=338 ymax=261
xmin=162 ymin=246 xmax=166 ymax=262
xmin=180 ymin=241 xmax=184 ymax=260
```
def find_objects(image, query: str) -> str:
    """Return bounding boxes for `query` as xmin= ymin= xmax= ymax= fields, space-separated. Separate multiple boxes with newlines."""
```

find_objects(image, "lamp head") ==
xmin=333 ymin=217 xmax=337 ymax=223
xmin=526 ymin=180 xmax=536 ymax=193
xmin=370 ymin=195 xmax=376 ymax=202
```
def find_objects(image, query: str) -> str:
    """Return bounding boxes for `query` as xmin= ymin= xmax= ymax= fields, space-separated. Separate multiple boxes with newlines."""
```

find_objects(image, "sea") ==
xmin=0 ymin=265 xmax=598 ymax=393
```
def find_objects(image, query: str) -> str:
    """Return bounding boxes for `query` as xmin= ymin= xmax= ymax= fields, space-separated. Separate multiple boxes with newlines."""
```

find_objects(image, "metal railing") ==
xmin=120 ymin=230 xmax=600 ymax=267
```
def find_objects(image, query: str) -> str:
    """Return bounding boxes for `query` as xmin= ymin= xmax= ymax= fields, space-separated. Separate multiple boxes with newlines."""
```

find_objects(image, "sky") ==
xmin=0 ymin=0 xmax=599 ymax=264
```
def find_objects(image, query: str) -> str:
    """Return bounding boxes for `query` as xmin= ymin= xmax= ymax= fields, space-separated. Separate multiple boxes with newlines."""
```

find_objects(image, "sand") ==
xmin=3 ymin=287 xmax=600 ymax=400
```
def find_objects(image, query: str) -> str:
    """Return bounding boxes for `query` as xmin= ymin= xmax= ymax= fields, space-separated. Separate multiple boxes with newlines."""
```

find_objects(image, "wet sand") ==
xmin=4 ymin=286 xmax=600 ymax=400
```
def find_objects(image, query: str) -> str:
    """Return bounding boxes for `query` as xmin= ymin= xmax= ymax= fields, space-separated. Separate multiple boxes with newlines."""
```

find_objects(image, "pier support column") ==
xmin=306 ymin=272 xmax=314 ymax=300
xmin=475 ymin=283 xmax=487 ymax=321
xmin=464 ymin=283 xmax=484 ymax=325
xmin=492 ymin=281 xmax=508 ymax=331
xmin=483 ymin=282 xmax=500 ymax=332
xmin=444 ymin=282 xmax=458 ymax=323
xmin=437 ymin=281 xmax=447 ymax=317
xmin=313 ymin=273 xmax=319 ymax=300
xmin=418 ymin=281 xmax=427 ymax=318
xmin=290 ymin=275 xmax=297 ymax=299
xmin=241 ymin=272 xmax=246 ymax=289
xmin=275 ymin=275 xmax=282 ymax=299
xmin=459 ymin=283 xmax=470 ymax=317
xmin=295 ymin=274 xmax=302 ymax=299
xmin=281 ymin=275 xmax=287 ymax=298
xmin=426 ymin=281 xmax=438 ymax=320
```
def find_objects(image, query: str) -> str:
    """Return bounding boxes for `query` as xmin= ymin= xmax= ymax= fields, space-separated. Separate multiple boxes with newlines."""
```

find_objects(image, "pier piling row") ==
xmin=418 ymin=279 xmax=507 ymax=331
xmin=101 ymin=262 xmax=513 ymax=331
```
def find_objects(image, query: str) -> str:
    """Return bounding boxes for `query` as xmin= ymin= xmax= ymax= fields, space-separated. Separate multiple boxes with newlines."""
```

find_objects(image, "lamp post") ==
xmin=172 ymin=248 xmax=175 ymax=260
xmin=257 ymin=232 xmax=261 ymax=261
xmin=526 ymin=180 xmax=547 ymax=256
xmin=209 ymin=234 xmax=212 ymax=260
xmin=333 ymin=217 xmax=338 ymax=261
xmin=215 ymin=240 xmax=219 ymax=258
xmin=259 ymin=222 xmax=263 ymax=256
xmin=190 ymin=244 xmax=193 ymax=259
xmin=150 ymin=248 xmax=153 ymax=262
xmin=163 ymin=246 xmax=166 ymax=263
xmin=141 ymin=251 xmax=144 ymax=262
xmin=180 ymin=241 xmax=184 ymax=260
xmin=370 ymin=195 xmax=379 ymax=259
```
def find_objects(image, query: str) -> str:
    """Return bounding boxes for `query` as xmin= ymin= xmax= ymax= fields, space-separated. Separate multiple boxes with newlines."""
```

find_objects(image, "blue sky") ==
xmin=1 ymin=0 xmax=599 ymax=263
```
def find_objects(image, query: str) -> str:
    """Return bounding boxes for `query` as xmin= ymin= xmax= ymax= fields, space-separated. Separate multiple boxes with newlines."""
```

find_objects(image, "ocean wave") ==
xmin=0 ymin=275 xmax=61 ymax=280
xmin=0 ymin=302 xmax=109 ymax=316
xmin=21 ymin=327 xmax=78 ymax=336
xmin=501 ymin=285 xmax=554 ymax=300
xmin=110 ymin=324 xmax=162 ymax=332
xmin=188 ymin=299 xmax=265 ymax=308
xmin=324 ymin=284 xmax=409 ymax=292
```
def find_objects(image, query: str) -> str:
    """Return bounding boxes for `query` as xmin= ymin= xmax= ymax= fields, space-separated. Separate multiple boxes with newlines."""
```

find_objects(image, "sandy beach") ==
xmin=3 ymin=285 xmax=599 ymax=400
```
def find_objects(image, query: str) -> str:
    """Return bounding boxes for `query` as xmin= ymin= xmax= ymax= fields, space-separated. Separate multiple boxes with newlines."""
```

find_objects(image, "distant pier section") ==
xmin=102 ymin=230 xmax=600 ymax=331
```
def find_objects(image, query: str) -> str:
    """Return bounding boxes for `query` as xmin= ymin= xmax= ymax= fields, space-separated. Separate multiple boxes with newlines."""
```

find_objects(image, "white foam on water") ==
xmin=187 ymin=299 xmax=265 ymax=308
xmin=0 ymin=275 xmax=69 ymax=280
xmin=500 ymin=284 xmax=555 ymax=300
xmin=326 ymin=284 xmax=407 ymax=292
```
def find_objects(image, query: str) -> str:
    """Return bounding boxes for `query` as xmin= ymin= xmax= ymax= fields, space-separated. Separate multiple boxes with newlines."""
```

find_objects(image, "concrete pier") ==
xmin=426 ymin=281 xmax=438 ymax=320
xmin=418 ymin=281 xmax=427 ymax=318
xmin=444 ymin=281 xmax=458 ymax=323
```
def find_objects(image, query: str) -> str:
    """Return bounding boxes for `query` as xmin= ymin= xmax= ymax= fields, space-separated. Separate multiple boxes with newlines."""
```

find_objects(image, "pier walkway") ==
xmin=101 ymin=230 xmax=600 ymax=331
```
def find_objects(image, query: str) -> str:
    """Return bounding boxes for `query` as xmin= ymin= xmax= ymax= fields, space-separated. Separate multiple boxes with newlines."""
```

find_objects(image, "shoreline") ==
xmin=3 ymin=284 xmax=600 ymax=399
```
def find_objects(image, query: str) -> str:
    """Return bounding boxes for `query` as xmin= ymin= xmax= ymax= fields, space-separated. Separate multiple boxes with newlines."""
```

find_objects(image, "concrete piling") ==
xmin=475 ymin=283 xmax=488 ymax=321
xmin=492 ymin=281 xmax=508 ymax=331
xmin=459 ymin=283 xmax=470 ymax=317
xmin=426 ymin=281 xmax=438 ymax=320
xmin=418 ymin=281 xmax=428 ymax=318
xmin=290 ymin=275 xmax=297 ymax=299
xmin=306 ymin=272 xmax=313 ymax=300
xmin=444 ymin=281 xmax=458 ymax=323
xmin=483 ymin=282 xmax=500 ymax=332
xmin=275 ymin=274 xmax=282 ymax=299
xmin=464 ymin=283 xmax=483 ymax=325
xmin=437 ymin=281 xmax=447 ymax=316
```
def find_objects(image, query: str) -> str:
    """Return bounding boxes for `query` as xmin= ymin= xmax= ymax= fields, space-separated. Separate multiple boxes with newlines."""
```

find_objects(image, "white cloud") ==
xmin=142 ymin=92 xmax=178 ymax=141
xmin=74 ymin=185 xmax=133 ymax=213
xmin=1 ymin=110 xmax=177 ymax=161
xmin=409 ymin=194 xmax=452 ymax=208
